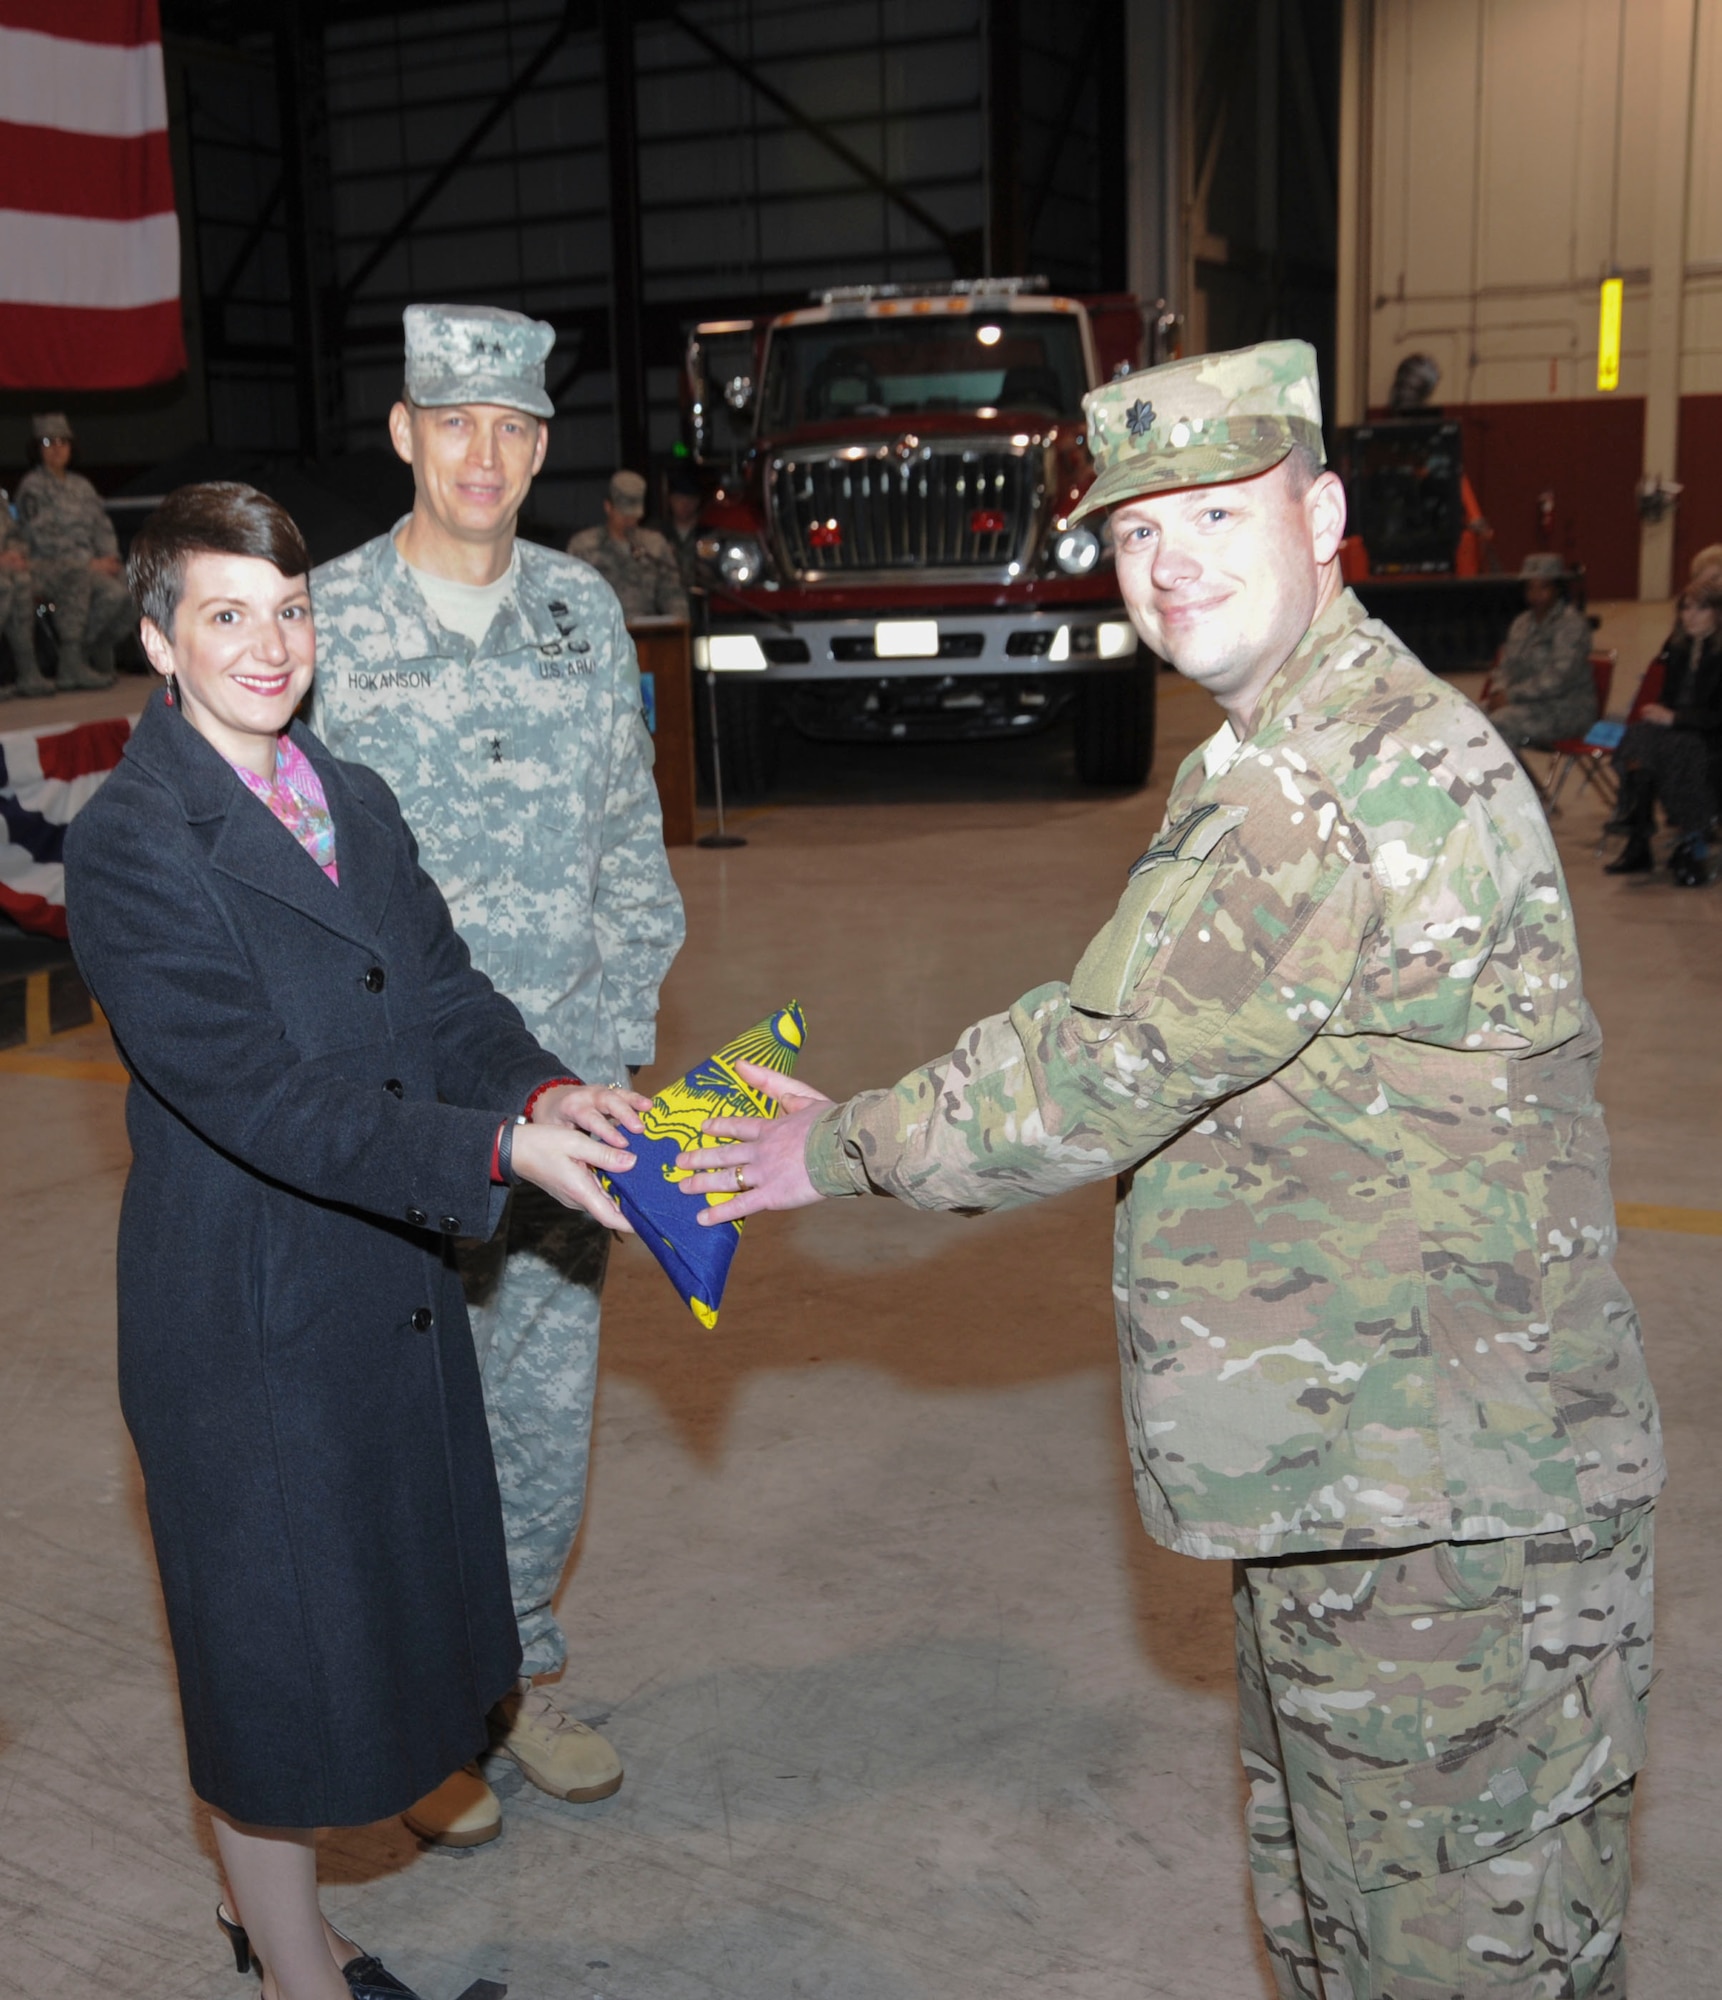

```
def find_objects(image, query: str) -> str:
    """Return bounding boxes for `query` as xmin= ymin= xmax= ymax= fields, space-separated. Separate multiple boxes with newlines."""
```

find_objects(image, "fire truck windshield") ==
xmin=759 ymin=314 xmax=1089 ymax=429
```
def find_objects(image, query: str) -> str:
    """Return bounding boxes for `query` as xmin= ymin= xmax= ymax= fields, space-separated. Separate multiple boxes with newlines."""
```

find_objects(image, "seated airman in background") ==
xmin=16 ymin=412 xmax=138 ymax=692
xmin=1482 ymin=550 xmax=1596 ymax=750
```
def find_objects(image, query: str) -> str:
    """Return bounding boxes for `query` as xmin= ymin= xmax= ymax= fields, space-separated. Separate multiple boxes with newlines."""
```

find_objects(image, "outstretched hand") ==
xmin=673 ymin=1058 xmax=833 ymax=1224
xmin=510 ymin=1120 xmax=638 ymax=1232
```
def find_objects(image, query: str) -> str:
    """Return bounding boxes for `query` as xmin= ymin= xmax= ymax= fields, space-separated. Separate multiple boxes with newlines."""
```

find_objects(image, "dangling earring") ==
xmin=164 ymin=673 xmax=178 ymax=707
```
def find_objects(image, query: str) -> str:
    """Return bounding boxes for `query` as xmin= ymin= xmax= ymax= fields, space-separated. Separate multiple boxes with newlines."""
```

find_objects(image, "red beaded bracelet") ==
xmin=522 ymin=1075 xmax=583 ymax=1123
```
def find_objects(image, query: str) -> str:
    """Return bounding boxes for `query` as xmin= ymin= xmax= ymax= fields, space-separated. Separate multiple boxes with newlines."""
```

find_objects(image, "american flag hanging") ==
xmin=0 ymin=0 xmax=186 ymax=389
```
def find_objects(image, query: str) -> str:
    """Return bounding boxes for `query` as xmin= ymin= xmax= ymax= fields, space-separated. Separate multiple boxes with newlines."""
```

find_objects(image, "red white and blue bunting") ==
xmin=0 ymin=714 xmax=132 ymax=936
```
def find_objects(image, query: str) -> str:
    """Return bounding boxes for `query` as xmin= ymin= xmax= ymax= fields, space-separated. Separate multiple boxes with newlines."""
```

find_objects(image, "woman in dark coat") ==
xmin=63 ymin=484 xmax=646 ymax=2000
xmin=1606 ymin=572 xmax=1722 ymax=885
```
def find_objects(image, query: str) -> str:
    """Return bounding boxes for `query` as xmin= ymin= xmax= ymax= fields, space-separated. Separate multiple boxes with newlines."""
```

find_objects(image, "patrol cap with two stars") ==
xmin=402 ymin=303 xmax=556 ymax=418
xmin=1070 ymin=338 xmax=1325 ymax=524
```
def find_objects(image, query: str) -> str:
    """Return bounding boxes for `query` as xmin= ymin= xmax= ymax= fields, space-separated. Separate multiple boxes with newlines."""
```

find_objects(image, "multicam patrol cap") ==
xmin=402 ymin=304 xmax=556 ymax=418
xmin=1070 ymin=338 xmax=1325 ymax=523
xmin=32 ymin=411 xmax=74 ymax=442
xmin=608 ymin=468 xmax=647 ymax=511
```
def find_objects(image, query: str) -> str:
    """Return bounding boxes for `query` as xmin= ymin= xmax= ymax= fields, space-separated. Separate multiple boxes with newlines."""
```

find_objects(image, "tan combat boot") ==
xmin=490 ymin=1680 xmax=624 ymax=1802
xmin=401 ymin=1761 xmax=502 ymax=1847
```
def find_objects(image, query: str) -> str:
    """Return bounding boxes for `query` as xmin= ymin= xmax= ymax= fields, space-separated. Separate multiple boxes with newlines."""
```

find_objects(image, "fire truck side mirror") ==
xmin=687 ymin=322 xmax=762 ymax=464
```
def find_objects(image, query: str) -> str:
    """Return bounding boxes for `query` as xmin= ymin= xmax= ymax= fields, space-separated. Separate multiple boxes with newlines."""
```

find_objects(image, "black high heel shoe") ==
xmin=214 ymin=1904 xmax=424 ymax=1997
xmin=218 ymin=1904 xmax=254 ymax=1973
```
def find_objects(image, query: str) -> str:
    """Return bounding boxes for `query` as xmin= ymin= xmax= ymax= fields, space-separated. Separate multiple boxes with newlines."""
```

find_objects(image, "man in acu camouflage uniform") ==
xmin=681 ymin=341 xmax=1663 ymax=1999
xmin=16 ymin=412 xmax=137 ymax=691
xmin=568 ymin=469 xmax=689 ymax=622
xmin=312 ymin=304 xmax=685 ymax=1848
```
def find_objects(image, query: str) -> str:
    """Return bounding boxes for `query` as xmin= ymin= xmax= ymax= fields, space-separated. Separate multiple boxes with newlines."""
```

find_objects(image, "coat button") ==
xmin=363 ymin=966 xmax=386 ymax=993
xmin=411 ymin=1308 xmax=434 ymax=1332
xmin=405 ymin=1205 xmax=427 ymax=1226
xmin=439 ymin=1215 xmax=460 ymax=1234
xmin=384 ymin=1079 xmax=404 ymax=1097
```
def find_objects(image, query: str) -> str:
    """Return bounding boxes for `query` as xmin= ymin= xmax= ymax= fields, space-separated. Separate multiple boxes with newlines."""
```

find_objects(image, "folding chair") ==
xmin=1540 ymin=652 xmax=1618 ymax=815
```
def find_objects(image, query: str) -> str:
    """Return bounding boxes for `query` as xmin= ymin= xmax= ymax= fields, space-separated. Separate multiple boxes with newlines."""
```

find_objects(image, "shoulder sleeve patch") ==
xmin=1073 ymin=804 xmax=1250 ymax=1018
xmin=1128 ymin=801 xmax=1248 ymax=877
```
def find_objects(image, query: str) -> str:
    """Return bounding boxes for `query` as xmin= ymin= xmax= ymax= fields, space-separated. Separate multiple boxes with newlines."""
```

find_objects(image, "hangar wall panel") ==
xmin=1356 ymin=0 xmax=1722 ymax=595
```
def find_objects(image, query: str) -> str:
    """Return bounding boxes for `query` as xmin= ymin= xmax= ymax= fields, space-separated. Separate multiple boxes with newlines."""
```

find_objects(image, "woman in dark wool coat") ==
xmin=64 ymin=483 xmax=647 ymax=2000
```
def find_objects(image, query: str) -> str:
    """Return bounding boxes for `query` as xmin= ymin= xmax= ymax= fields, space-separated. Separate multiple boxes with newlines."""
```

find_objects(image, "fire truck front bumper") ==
xmin=694 ymin=606 xmax=1140 ymax=680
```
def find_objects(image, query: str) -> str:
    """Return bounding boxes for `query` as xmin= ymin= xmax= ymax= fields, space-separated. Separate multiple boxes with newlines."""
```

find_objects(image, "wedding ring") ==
xmin=733 ymin=1165 xmax=748 ymax=1193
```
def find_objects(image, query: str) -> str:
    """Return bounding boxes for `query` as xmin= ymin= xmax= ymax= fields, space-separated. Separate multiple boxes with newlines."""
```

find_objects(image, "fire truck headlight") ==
xmin=1053 ymin=526 xmax=1100 ymax=575
xmin=716 ymin=536 xmax=766 ymax=587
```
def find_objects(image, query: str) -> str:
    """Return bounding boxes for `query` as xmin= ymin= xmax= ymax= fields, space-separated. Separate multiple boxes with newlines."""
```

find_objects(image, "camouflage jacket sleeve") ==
xmin=804 ymin=752 xmax=1377 ymax=1206
xmin=590 ymin=590 xmax=686 ymax=1066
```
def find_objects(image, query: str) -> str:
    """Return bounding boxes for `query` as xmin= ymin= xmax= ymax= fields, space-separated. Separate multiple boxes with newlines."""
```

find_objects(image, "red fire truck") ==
xmin=682 ymin=279 xmax=1155 ymax=794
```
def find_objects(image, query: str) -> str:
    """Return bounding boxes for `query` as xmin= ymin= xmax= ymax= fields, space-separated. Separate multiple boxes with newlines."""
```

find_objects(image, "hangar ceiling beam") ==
xmin=210 ymin=178 xmax=283 ymax=307
xmin=985 ymin=0 xmax=1022 ymax=275
xmin=603 ymin=0 xmax=648 ymax=474
xmin=667 ymin=8 xmax=976 ymax=276
xmin=335 ymin=1 xmax=590 ymax=322
xmin=274 ymin=2 xmax=335 ymax=458
xmin=1023 ymin=5 xmax=1107 ymax=247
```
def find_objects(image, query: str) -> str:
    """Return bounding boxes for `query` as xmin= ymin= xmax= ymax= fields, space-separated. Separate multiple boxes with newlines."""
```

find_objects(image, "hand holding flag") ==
xmin=601 ymin=1003 xmax=814 ymax=1327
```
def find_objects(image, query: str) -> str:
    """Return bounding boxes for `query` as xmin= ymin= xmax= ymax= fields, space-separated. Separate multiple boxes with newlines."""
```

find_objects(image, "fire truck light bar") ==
xmin=812 ymin=277 xmax=1049 ymax=305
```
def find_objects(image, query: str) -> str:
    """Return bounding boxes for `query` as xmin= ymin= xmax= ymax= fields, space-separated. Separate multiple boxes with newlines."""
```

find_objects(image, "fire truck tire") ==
xmin=1074 ymin=653 xmax=1156 ymax=787
xmin=696 ymin=678 xmax=779 ymax=799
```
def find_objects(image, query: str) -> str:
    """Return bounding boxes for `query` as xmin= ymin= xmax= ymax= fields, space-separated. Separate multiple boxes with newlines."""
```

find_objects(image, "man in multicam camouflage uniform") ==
xmin=0 ymin=489 xmax=51 ymax=698
xmin=1483 ymin=552 xmax=1597 ymax=752
xmin=680 ymin=341 xmax=1663 ymax=1999
xmin=16 ymin=412 xmax=137 ymax=691
xmin=567 ymin=469 xmax=689 ymax=623
xmin=312 ymin=304 xmax=685 ymax=1849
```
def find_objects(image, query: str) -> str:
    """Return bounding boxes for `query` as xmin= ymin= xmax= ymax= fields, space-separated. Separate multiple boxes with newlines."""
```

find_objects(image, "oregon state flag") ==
xmin=603 ymin=1002 xmax=806 ymax=1328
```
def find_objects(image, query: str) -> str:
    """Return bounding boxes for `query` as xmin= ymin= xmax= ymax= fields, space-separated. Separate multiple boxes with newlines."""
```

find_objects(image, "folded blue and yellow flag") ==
xmin=602 ymin=1001 xmax=806 ymax=1328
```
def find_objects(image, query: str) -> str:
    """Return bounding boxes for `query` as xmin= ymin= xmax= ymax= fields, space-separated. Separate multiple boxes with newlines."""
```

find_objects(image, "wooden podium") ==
xmin=627 ymin=616 xmax=695 ymax=847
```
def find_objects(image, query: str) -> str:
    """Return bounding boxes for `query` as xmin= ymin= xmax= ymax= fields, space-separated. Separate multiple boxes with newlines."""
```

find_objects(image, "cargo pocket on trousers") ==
xmin=1340 ymin=1643 xmax=1647 ymax=1892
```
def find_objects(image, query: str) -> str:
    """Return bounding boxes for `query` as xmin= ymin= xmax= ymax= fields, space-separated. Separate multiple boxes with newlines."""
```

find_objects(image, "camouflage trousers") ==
xmin=1234 ymin=1507 xmax=1654 ymax=2000
xmin=33 ymin=559 xmax=135 ymax=678
xmin=1491 ymin=699 xmax=1595 ymax=754
xmin=0 ymin=569 xmax=44 ymax=692
xmin=458 ymin=1186 xmax=610 ymax=1680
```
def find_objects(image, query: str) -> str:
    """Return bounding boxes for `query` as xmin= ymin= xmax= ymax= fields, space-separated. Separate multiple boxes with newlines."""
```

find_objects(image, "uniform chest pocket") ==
xmin=1069 ymin=803 xmax=1247 ymax=1018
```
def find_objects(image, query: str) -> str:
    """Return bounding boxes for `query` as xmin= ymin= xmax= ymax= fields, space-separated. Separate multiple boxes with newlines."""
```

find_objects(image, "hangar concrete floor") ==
xmin=2 ymin=599 xmax=1715 ymax=1999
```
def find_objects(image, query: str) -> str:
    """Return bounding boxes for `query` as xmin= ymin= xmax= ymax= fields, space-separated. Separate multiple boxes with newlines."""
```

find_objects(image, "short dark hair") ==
xmin=1280 ymin=442 xmax=1324 ymax=498
xmin=128 ymin=482 xmax=309 ymax=636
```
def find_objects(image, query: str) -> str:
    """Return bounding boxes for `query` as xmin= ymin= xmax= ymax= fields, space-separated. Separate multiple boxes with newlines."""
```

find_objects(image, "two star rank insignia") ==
xmin=1125 ymin=398 xmax=1155 ymax=439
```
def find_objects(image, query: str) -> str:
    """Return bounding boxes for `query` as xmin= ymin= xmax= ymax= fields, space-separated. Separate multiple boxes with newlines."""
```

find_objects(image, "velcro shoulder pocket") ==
xmin=1341 ymin=1645 xmax=1646 ymax=1892
xmin=1068 ymin=803 xmax=1247 ymax=1018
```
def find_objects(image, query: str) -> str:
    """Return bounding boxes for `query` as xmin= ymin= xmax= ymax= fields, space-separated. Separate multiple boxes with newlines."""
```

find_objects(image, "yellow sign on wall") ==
xmin=1597 ymin=277 xmax=1623 ymax=392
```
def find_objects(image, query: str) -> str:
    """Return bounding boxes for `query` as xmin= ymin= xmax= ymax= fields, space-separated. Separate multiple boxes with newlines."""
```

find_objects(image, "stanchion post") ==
xmin=693 ymin=586 xmax=746 ymax=850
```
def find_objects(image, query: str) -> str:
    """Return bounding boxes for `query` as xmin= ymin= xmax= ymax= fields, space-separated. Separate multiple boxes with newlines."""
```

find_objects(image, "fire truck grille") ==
xmin=770 ymin=445 xmax=1039 ymax=574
